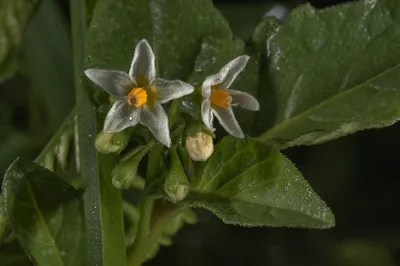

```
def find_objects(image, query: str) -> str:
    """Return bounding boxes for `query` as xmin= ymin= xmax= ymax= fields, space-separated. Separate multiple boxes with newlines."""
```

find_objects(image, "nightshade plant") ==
xmin=1 ymin=0 xmax=400 ymax=265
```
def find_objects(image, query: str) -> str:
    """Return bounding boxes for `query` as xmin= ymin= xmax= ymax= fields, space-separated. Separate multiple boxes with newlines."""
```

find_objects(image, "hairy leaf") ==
xmin=186 ymin=136 xmax=334 ymax=228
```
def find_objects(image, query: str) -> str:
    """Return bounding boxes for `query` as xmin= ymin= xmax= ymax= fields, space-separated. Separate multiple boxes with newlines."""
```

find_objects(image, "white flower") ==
xmin=201 ymin=55 xmax=260 ymax=138
xmin=84 ymin=39 xmax=194 ymax=147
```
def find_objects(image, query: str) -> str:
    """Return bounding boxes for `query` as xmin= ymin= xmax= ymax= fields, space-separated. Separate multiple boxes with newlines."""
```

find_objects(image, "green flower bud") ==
xmin=111 ymin=142 xmax=154 ymax=189
xmin=165 ymin=183 xmax=189 ymax=203
xmin=95 ymin=129 xmax=132 ymax=154
xmin=164 ymin=146 xmax=189 ymax=203
xmin=185 ymin=131 xmax=214 ymax=162
xmin=112 ymin=154 xmax=140 ymax=189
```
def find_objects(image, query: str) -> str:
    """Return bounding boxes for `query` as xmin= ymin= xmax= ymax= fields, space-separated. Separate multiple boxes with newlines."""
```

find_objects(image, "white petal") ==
xmin=227 ymin=89 xmax=260 ymax=111
xmin=201 ymin=99 xmax=214 ymax=130
xmin=84 ymin=69 xmax=132 ymax=98
xmin=104 ymin=100 xmax=141 ymax=132
xmin=129 ymin=39 xmax=156 ymax=86
xmin=218 ymin=55 xmax=249 ymax=89
xmin=153 ymin=78 xmax=194 ymax=104
xmin=202 ymin=74 xmax=222 ymax=98
xmin=212 ymin=107 xmax=244 ymax=138
xmin=140 ymin=103 xmax=171 ymax=147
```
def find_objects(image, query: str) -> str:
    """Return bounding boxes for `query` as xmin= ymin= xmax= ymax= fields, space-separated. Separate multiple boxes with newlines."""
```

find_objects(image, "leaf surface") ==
xmin=186 ymin=136 xmax=334 ymax=228
xmin=253 ymin=0 xmax=400 ymax=147
xmin=0 ymin=0 xmax=39 ymax=81
xmin=2 ymin=158 xmax=86 ymax=265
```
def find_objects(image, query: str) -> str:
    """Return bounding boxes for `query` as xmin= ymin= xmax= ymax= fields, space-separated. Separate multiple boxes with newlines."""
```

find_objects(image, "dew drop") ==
xmin=129 ymin=116 xmax=133 ymax=121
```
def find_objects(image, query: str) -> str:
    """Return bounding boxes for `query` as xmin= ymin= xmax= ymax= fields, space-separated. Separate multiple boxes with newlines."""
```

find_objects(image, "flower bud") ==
xmin=165 ymin=183 xmax=189 ymax=203
xmin=164 ymin=146 xmax=189 ymax=203
xmin=111 ymin=154 xmax=140 ymax=189
xmin=185 ymin=132 xmax=214 ymax=161
xmin=112 ymin=142 xmax=154 ymax=189
xmin=95 ymin=129 xmax=132 ymax=154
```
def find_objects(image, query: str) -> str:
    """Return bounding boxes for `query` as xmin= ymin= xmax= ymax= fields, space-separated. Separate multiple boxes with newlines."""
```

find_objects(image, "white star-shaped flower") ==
xmin=85 ymin=39 xmax=194 ymax=147
xmin=201 ymin=55 xmax=259 ymax=138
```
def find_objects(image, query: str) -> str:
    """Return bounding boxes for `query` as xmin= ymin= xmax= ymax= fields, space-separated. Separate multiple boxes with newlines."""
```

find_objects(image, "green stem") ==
xmin=148 ymin=203 xmax=185 ymax=246
xmin=131 ymin=176 xmax=145 ymax=190
xmin=126 ymin=199 xmax=185 ymax=266
xmin=127 ymin=196 xmax=155 ymax=266
xmin=127 ymin=139 xmax=173 ymax=266
xmin=123 ymin=201 xmax=140 ymax=248
xmin=168 ymin=99 xmax=180 ymax=126
xmin=0 ymin=209 xmax=9 ymax=245
xmin=70 ymin=0 xmax=126 ymax=265
xmin=35 ymin=108 xmax=76 ymax=164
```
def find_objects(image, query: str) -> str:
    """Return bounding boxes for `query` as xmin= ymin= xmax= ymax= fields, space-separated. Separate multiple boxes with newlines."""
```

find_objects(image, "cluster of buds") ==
xmin=86 ymin=39 xmax=260 ymax=201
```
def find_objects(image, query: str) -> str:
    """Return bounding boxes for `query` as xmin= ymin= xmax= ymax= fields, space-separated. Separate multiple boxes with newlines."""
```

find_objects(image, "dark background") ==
xmin=1 ymin=0 xmax=399 ymax=265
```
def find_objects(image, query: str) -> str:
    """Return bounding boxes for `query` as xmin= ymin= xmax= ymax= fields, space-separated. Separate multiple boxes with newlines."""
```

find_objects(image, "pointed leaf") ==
xmin=186 ymin=136 xmax=334 ymax=228
xmin=2 ymin=158 xmax=86 ymax=265
xmin=253 ymin=0 xmax=400 ymax=148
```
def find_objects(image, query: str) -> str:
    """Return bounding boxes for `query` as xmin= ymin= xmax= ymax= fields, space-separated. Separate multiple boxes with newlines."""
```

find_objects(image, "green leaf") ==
xmin=0 ymin=132 xmax=35 ymax=178
xmin=0 ymin=49 xmax=18 ymax=82
xmin=0 ymin=0 xmax=39 ymax=81
xmin=20 ymin=1 xmax=75 ymax=129
xmin=2 ymin=157 xmax=86 ymax=265
xmin=186 ymin=136 xmax=334 ymax=228
xmin=254 ymin=0 xmax=400 ymax=148
xmin=86 ymin=0 xmax=244 ymax=81
xmin=85 ymin=0 xmax=98 ymax=27
xmin=0 ymin=241 xmax=32 ymax=266
xmin=216 ymin=2 xmax=274 ymax=41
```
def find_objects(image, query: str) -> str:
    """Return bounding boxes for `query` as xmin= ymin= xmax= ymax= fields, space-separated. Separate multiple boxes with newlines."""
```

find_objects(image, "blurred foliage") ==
xmin=0 ymin=1 xmax=74 ymax=178
xmin=1 ymin=0 xmax=400 ymax=265
xmin=0 ymin=0 xmax=39 ymax=81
